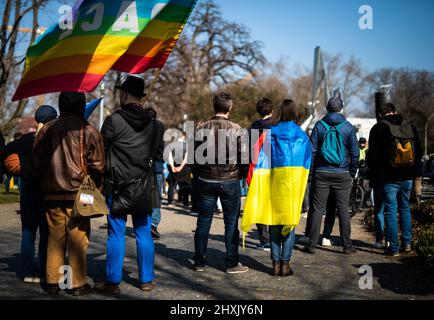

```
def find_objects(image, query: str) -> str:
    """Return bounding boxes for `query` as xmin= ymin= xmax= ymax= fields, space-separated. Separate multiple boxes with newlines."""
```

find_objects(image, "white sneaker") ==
xmin=226 ymin=263 xmax=249 ymax=274
xmin=298 ymin=235 xmax=309 ymax=244
xmin=256 ymin=243 xmax=271 ymax=252
xmin=23 ymin=277 xmax=33 ymax=283
xmin=321 ymin=237 xmax=332 ymax=247
xmin=374 ymin=241 xmax=385 ymax=249
xmin=32 ymin=277 xmax=41 ymax=284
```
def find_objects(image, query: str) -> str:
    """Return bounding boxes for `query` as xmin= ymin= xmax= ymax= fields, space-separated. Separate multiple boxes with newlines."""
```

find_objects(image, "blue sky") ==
xmin=10 ymin=0 xmax=434 ymax=72
xmin=214 ymin=0 xmax=434 ymax=72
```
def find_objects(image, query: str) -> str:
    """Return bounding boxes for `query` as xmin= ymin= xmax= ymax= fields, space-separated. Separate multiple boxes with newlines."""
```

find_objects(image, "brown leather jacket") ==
xmin=193 ymin=116 xmax=248 ymax=181
xmin=33 ymin=113 xmax=105 ymax=201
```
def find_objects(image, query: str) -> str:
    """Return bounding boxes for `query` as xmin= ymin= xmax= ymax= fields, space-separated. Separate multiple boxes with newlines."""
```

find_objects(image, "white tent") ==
xmin=347 ymin=117 xmax=377 ymax=139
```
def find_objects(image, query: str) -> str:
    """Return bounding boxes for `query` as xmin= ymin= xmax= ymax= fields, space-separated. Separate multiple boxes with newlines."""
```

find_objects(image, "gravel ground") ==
xmin=0 ymin=201 xmax=433 ymax=300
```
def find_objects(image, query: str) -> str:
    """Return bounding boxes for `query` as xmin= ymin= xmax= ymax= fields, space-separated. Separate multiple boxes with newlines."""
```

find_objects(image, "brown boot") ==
xmin=272 ymin=260 xmax=281 ymax=276
xmin=280 ymin=261 xmax=294 ymax=277
xmin=96 ymin=282 xmax=121 ymax=295
xmin=70 ymin=283 xmax=92 ymax=296
xmin=140 ymin=282 xmax=156 ymax=292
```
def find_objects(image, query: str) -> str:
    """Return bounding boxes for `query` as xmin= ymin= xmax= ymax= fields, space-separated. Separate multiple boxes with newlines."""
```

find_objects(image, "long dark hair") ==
xmin=270 ymin=99 xmax=299 ymax=125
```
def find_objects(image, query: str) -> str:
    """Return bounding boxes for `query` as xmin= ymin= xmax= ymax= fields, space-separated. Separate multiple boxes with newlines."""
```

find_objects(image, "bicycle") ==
xmin=349 ymin=175 xmax=364 ymax=217
xmin=349 ymin=161 xmax=370 ymax=217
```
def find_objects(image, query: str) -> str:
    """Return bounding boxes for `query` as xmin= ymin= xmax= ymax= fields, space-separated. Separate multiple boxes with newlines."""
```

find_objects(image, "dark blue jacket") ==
xmin=310 ymin=112 xmax=359 ymax=177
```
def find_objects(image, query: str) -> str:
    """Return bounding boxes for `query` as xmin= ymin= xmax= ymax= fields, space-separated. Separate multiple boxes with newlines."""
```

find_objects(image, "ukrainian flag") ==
xmin=242 ymin=121 xmax=312 ymax=236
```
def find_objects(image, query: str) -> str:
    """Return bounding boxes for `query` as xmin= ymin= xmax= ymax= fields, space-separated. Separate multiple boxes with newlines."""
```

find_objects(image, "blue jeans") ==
xmin=194 ymin=179 xmax=241 ymax=268
xmin=15 ymin=177 xmax=22 ymax=193
xmin=4 ymin=176 xmax=11 ymax=193
xmin=106 ymin=196 xmax=155 ymax=284
xmin=382 ymin=181 xmax=413 ymax=253
xmin=269 ymin=226 xmax=296 ymax=261
xmin=240 ymin=179 xmax=248 ymax=197
xmin=373 ymin=186 xmax=386 ymax=243
xmin=20 ymin=192 xmax=48 ymax=277
xmin=151 ymin=173 xmax=164 ymax=228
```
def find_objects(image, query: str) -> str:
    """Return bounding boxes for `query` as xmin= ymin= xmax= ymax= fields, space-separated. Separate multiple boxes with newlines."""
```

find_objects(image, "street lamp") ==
xmin=182 ymin=114 xmax=188 ymax=132
xmin=425 ymin=114 xmax=434 ymax=156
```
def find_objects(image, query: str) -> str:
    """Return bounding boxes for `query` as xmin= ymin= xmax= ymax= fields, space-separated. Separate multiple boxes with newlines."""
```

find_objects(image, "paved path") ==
xmin=0 ymin=201 xmax=433 ymax=300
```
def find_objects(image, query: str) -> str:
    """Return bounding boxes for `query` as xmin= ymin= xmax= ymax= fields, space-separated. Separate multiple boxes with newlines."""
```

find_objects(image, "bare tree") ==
xmin=366 ymin=68 xmax=434 ymax=152
xmin=144 ymin=0 xmax=265 ymax=127
xmin=0 ymin=0 xmax=51 ymax=134
xmin=283 ymin=53 xmax=367 ymax=119
xmin=323 ymin=53 xmax=366 ymax=115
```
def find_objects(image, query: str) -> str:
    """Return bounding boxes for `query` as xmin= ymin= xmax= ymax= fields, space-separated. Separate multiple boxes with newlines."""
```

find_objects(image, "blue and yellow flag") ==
xmin=242 ymin=121 xmax=312 ymax=236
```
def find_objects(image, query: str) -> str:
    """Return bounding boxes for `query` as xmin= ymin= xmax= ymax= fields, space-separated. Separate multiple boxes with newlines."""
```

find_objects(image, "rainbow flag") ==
xmin=242 ymin=121 xmax=312 ymax=236
xmin=12 ymin=0 xmax=197 ymax=101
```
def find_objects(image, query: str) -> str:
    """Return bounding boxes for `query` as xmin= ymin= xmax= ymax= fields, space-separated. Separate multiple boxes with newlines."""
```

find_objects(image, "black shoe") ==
xmin=343 ymin=247 xmax=357 ymax=255
xmin=41 ymin=283 xmax=60 ymax=294
xmin=301 ymin=245 xmax=315 ymax=254
xmin=151 ymin=226 xmax=161 ymax=239
xmin=70 ymin=283 xmax=92 ymax=296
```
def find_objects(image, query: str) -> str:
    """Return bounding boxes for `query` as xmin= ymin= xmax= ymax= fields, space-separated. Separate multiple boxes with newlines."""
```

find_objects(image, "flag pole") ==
xmin=143 ymin=68 xmax=162 ymax=104
xmin=99 ymin=83 xmax=105 ymax=130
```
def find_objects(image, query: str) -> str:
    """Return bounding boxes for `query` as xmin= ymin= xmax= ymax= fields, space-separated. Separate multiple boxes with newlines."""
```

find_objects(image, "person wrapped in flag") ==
xmin=242 ymin=99 xmax=312 ymax=277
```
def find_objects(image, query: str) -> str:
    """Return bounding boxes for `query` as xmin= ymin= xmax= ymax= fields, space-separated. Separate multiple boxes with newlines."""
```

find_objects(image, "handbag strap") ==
xmin=79 ymin=126 xmax=88 ymax=176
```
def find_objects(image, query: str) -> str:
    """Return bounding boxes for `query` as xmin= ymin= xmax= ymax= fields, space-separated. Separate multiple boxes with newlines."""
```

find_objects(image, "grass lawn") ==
xmin=0 ymin=185 xmax=20 ymax=204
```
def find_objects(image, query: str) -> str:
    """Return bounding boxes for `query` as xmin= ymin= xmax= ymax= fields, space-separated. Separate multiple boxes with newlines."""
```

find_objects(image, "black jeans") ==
xmin=304 ymin=184 xmax=336 ymax=240
xmin=190 ymin=177 xmax=199 ymax=213
xmin=20 ymin=192 xmax=48 ymax=277
xmin=307 ymin=171 xmax=353 ymax=249
xmin=322 ymin=194 xmax=336 ymax=239
xmin=167 ymin=177 xmax=176 ymax=204
xmin=178 ymin=182 xmax=191 ymax=206
xmin=256 ymin=224 xmax=269 ymax=244
xmin=194 ymin=179 xmax=241 ymax=268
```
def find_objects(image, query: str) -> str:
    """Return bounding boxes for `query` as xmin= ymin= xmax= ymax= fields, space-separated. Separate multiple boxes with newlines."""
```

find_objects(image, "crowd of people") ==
xmin=0 ymin=74 xmax=425 ymax=296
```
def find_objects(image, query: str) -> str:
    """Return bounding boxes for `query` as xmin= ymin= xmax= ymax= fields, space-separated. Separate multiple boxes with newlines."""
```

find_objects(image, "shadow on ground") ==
xmin=354 ymin=256 xmax=434 ymax=296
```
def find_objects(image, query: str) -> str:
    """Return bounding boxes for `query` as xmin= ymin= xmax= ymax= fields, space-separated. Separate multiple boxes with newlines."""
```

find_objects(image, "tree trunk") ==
xmin=0 ymin=0 xmax=41 ymax=134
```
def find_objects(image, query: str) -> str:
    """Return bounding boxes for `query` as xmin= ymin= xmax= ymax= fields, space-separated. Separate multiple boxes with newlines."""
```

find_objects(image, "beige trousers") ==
xmin=45 ymin=207 xmax=90 ymax=288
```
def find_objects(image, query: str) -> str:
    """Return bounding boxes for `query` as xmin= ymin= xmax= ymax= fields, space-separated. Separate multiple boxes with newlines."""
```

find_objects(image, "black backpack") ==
xmin=105 ymin=116 xmax=160 ymax=216
xmin=382 ymin=120 xmax=416 ymax=168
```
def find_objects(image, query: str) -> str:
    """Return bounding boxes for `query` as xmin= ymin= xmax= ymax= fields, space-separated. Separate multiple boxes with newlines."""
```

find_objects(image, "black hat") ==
xmin=326 ymin=97 xmax=344 ymax=113
xmin=35 ymin=105 xmax=57 ymax=124
xmin=359 ymin=137 xmax=367 ymax=144
xmin=59 ymin=92 xmax=86 ymax=116
xmin=115 ymin=76 xmax=146 ymax=98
